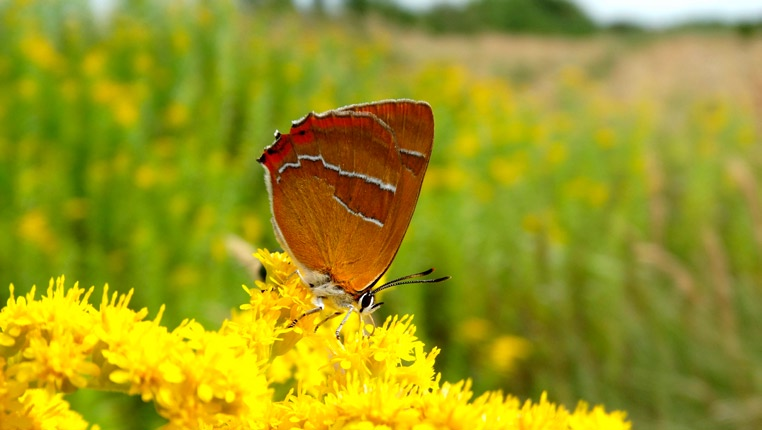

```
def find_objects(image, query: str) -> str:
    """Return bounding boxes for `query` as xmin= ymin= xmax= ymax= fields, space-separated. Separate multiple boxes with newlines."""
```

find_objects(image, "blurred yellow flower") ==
xmin=489 ymin=154 xmax=527 ymax=187
xmin=594 ymin=127 xmax=617 ymax=149
xmin=522 ymin=210 xmax=567 ymax=244
xmin=559 ymin=65 xmax=588 ymax=90
xmin=171 ymin=30 xmax=190 ymax=53
xmin=170 ymin=265 xmax=201 ymax=289
xmin=422 ymin=63 xmax=468 ymax=102
xmin=564 ymin=177 xmax=610 ymax=208
xmin=18 ymin=78 xmax=38 ymax=100
xmin=210 ymin=236 xmax=228 ymax=263
xmin=91 ymin=80 xmax=143 ymax=127
xmin=83 ymin=51 xmax=106 ymax=77
xmin=113 ymin=97 xmax=140 ymax=127
xmin=134 ymin=164 xmax=157 ymax=189
xmin=455 ymin=132 xmax=480 ymax=158
xmin=474 ymin=179 xmax=495 ymax=203
xmin=20 ymin=34 xmax=60 ymax=70
xmin=587 ymin=181 xmax=610 ymax=208
xmin=489 ymin=335 xmax=531 ymax=375
xmin=354 ymin=45 xmax=376 ymax=69
xmin=0 ymin=253 xmax=630 ymax=428
xmin=736 ymin=124 xmax=755 ymax=148
xmin=92 ymin=80 xmax=118 ymax=104
xmin=505 ymin=116 xmax=526 ymax=143
xmin=165 ymin=102 xmax=189 ymax=128
xmin=283 ymin=61 xmax=303 ymax=85
xmin=472 ymin=78 xmax=510 ymax=119
xmin=194 ymin=204 xmax=218 ymax=232
xmin=423 ymin=164 xmax=468 ymax=192
xmin=168 ymin=195 xmax=189 ymax=219
xmin=457 ymin=317 xmax=491 ymax=344
xmin=700 ymin=102 xmax=728 ymax=134
xmin=17 ymin=209 xmax=57 ymax=254
xmin=522 ymin=212 xmax=544 ymax=233
xmin=133 ymin=53 xmax=152 ymax=74
xmin=60 ymin=79 xmax=79 ymax=102
xmin=551 ymin=112 xmax=574 ymax=133
xmin=112 ymin=153 xmax=131 ymax=175
xmin=545 ymin=141 xmax=568 ymax=166
xmin=197 ymin=5 xmax=213 ymax=26
xmin=528 ymin=123 xmax=548 ymax=146
xmin=240 ymin=212 xmax=263 ymax=243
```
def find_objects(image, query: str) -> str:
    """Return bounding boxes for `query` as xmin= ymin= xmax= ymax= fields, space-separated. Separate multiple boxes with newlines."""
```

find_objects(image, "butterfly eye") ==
xmin=358 ymin=292 xmax=375 ymax=312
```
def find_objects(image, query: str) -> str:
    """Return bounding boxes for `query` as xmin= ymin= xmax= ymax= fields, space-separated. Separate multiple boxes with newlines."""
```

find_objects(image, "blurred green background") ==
xmin=2 ymin=0 xmax=762 ymax=428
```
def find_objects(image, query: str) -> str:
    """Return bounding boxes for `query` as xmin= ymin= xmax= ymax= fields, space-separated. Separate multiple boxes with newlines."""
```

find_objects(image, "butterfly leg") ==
xmin=287 ymin=306 xmax=324 ymax=328
xmin=334 ymin=307 xmax=357 ymax=340
xmin=315 ymin=311 xmax=343 ymax=333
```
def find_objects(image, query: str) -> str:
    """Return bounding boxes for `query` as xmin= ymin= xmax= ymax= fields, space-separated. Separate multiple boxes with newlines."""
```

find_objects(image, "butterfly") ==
xmin=258 ymin=100 xmax=449 ymax=338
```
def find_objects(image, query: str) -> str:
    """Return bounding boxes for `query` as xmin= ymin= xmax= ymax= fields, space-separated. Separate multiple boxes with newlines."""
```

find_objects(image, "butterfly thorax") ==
xmin=300 ymin=270 xmax=370 ymax=311
xmin=311 ymin=280 xmax=356 ymax=309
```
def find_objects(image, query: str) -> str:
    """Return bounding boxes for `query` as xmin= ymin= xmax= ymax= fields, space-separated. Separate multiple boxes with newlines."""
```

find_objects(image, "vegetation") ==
xmin=423 ymin=0 xmax=596 ymax=35
xmin=298 ymin=0 xmax=762 ymax=35
xmin=1 ymin=0 xmax=761 ymax=428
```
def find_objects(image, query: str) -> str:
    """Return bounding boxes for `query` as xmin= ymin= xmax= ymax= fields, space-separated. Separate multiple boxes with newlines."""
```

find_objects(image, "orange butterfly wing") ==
xmin=259 ymin=100 xmax=434 ymax=296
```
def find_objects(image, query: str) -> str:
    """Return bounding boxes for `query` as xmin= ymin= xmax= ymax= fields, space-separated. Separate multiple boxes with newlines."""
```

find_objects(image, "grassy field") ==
xmin=1 ymin=1 xmax=761 ymax=428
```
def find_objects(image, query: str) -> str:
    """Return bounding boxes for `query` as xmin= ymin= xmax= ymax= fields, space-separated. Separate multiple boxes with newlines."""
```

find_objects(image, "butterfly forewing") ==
xmin=261 ymin=109 xmax=400 ymax=290
xmin=259 ymin=100 xmax=435 ymax=296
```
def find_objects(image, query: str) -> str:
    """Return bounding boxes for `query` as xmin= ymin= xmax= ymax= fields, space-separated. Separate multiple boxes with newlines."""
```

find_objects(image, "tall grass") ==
xmin=1 ymin=1 xmax=761 ymax=429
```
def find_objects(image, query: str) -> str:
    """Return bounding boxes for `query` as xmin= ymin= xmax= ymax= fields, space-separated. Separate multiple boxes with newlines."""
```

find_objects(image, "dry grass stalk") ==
xmin=225 ymin=234 xmax=264 ymax=281
xmin=634 ymin=242 xmax=696 ymax=302
xmin=726 ymin=157 xmax=762 ymax=250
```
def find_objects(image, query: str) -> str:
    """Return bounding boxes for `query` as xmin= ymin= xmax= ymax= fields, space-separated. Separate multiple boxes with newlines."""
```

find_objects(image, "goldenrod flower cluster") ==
xmin=0 ymin=250 xmax=630 ymax=429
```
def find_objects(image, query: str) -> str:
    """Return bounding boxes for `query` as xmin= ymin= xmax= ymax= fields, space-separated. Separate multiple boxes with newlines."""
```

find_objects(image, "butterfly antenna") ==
xmin=371 ymin=268 xmax=450 ymax=295
xmin=383 ymin=268 xmax=435 ymax=284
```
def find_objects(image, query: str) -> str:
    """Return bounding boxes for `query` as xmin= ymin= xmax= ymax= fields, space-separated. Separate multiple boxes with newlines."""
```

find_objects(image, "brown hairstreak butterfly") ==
xmin=258 ymin=99 xmax=449 ymax=338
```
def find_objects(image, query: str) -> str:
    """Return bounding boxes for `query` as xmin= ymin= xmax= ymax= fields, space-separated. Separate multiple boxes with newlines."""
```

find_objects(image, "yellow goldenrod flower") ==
xmin=0 ymin=251 xmax=630 ymax=429
xmin=16 ymin=389 xmax=90 ymax=430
